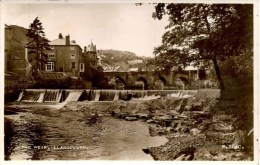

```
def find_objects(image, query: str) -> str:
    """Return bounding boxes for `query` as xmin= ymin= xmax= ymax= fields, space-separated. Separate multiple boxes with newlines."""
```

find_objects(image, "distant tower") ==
xmin=84 ymin=40 xmax=98 ymax=67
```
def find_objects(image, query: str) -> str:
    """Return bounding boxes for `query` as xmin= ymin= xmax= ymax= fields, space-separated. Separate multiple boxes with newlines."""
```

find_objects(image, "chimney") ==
xmin=84 ymin=46 xmax=87 ymax=53
xmin=65 ymin=35 xmax=70 ymax=45
xmin=58 ymin=33 xmax=63 ymax=39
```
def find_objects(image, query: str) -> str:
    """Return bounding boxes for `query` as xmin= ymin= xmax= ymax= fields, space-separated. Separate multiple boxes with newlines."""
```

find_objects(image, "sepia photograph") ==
xmin=1 ymin=0 xmax=258 ymax=162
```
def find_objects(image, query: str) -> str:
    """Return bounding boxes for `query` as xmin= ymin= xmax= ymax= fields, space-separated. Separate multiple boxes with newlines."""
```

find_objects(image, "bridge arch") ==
xmin=107 ymin=76 xmax=127 ymax=89
xmin=175 ymin=76 xmax=189 ymax=89
xmin=178 ymin=76 xmax=189 ymax=85
xmin=158 ymin=76 xmax=167 ymax=86
xmin=136 ymin=77 xmax=148 ymax=90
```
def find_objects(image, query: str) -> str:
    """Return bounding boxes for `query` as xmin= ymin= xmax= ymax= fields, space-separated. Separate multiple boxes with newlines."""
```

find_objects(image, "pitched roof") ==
xmin=37 ymin=71 xmax=69 ymax=80
xmin=86 ymin=41 xmax=96 ymax=52
xmin=49 ymin=38 xmax=77 ymax=46
xmin=103 ymin=66 xmax=121 ymax=72
xmin=89 ymin=42 xmax=96 ymax=51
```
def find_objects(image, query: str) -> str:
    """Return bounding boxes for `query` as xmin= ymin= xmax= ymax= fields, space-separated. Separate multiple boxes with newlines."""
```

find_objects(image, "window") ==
xmin=91 ymin=53 xmax=96 ymax=58
xmin=46 ymin=62 xmax=54 ymax=71
xmin=71 ymin=62 xmax=76 ymax=70
xmin=38 ymin=63 xmax=42 ymax=70
xmin=71 ymin=54 xmax=75 ymax=59
xmin=80 ymin=63 xmax=84 ymax=72
xmin=70 ymin=46 xmax=75 ymax=50
xmin=48 ymin=53 xmax=55 ymax=58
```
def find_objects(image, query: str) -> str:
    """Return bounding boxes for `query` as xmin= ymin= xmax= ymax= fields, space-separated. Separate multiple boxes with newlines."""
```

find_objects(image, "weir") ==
xmin=64 ymin=90 xmax=84 ymax=102
xmin=20 ymin=89 xmax=46 ymax=102
xmin=16 ymin=89 xmax=198 ymax=103
xmin=94 ymin=90 xmax=101 ymax=101
xmin=113 ymin=91 xmax=119 ymax=101
xmin=44 ymin=90 xmax=61 ymax=103
xmin=16 ymin=91 xmax=24 ymax=102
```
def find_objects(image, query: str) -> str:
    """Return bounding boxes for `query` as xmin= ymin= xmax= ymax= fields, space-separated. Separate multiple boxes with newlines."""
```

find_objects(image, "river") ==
xmin=4 ymin=102 xmax=168 ymax=160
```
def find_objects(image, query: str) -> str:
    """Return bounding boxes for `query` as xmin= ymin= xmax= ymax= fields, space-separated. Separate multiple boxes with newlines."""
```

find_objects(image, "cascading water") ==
xmin=132 ymin=90 xmax=147 ymax=98
xmin=20 ymin=89 xmax=46 ymax=102
xmin=99 ymin=90 xmax=116 ymax=101
xmin=94 ymin=90 xmax=101 ymax=101
xmin=37 ymin=92 xmax=45 ymax=103
xmin=64 ymin=90 xmax=84 ymax=102
xmin=16 ymin=91 xmax=24 ymax=102
xmin=43 ymin=90 xmax=62 ymax=103
xmin=113 ymin=91 xmax=119 ymax=101
xmin=17 ymin=89 xmax=197 ymax=103
xmin=85 ymin=89 xmax=96 ymax=101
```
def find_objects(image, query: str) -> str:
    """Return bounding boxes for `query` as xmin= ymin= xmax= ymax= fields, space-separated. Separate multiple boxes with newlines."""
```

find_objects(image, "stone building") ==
xmin=45 ymin=33 xmax=84 ymax=78
xmin=80 ymin=41 xmax=104 ymax=88
xmin=83 ymin=41 xmax=99 ymax=68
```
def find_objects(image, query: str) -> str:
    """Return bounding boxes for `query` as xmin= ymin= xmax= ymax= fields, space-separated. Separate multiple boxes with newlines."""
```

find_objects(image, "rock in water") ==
xmin=190 ymin=128 xmax=201 ymax=135
xmin=210 ymin=122 xmax=234 ymax=132
xmin=125 ymin=116 xmax=138 ymax=121
xmin=122 ymin=94 xmax=133 ymax=101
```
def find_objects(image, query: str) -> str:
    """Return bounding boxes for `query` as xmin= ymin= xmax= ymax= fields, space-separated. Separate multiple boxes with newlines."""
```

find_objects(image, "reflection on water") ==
xmin=5 ymin=104 xmax=168 ymax=160
xmin=5 ymin=117 xmax=15 ymax=160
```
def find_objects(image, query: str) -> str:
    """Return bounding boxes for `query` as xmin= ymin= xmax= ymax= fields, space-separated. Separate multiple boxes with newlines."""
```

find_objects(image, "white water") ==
xmin=94 ymin=90 xmax=101 ymax=101
xmin=16 ymin=91 xmax=24 ymax=102
xmin=113 ymin=91 xmax=119 ymax=101
xmin=44 ymin=90 xmax=61 ymax=103
xmin=16 ymin=89 xmax=199 ymax=103
xmin=64 ymin=90 xmax=83 ymax=102
xmin=37 ymin=92 xmax=45 ymax=103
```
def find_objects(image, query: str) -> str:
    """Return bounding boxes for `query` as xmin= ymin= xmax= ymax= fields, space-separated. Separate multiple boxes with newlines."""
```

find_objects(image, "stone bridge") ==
xmin=103 ymin=70 xmax=195 ymax=89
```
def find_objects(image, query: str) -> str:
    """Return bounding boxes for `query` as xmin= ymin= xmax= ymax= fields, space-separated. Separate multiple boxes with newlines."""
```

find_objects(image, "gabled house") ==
xmin=44 ymin=33 xmax=83 ymax=78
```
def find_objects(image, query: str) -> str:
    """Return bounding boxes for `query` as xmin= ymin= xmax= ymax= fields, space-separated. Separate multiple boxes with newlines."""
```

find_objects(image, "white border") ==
xmin=0 ymin=1 xmax=259 ymax=165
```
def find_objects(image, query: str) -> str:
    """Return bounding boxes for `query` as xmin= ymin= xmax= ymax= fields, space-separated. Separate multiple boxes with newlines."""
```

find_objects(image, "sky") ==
xmin=1 ymin=3 xmax=169 ymax=57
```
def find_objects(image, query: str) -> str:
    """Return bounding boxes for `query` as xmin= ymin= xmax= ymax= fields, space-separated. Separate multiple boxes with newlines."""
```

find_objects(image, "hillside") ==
xmin=99 ymin=49 xmax=142 ymax=65
xmin=99 ymin=49 xmax=154 ymax=71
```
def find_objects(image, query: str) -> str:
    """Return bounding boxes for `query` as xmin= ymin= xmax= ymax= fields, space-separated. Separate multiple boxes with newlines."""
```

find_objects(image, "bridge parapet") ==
xmin=103 ymin=70 xmax=199 ymax=89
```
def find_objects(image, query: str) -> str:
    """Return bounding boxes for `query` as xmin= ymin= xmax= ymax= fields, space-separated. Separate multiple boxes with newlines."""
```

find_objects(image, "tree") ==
xmin=152 ymin=4 xmax=253 ymax=90
xmin=26 ymin=17 xmax=51 ymax=79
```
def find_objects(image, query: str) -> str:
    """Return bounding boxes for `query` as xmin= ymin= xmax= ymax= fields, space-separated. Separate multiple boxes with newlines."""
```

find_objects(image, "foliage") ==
xmin=26 ymin=17 xmax=51 ymax=77
xmin=33 ymin=78 xmax=72 ymax=89
xmin=152 ymin=4 xmax=253 ymax=89
xmin=219 ymin=49 xmax=253 ymax=86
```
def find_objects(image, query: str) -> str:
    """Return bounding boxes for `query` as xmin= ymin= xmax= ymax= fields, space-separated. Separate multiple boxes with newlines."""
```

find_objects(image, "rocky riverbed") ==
xmin=5 ymin=89 xmax=254 ymax=160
